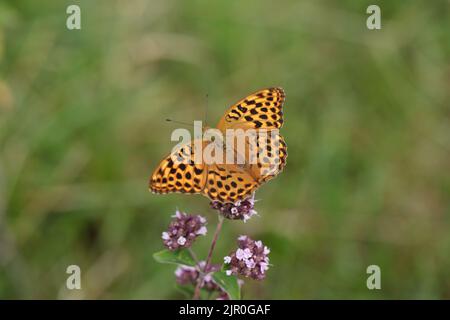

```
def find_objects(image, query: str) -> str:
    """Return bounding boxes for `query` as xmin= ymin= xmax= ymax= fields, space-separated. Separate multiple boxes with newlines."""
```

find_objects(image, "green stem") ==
xmin=192 ymin=214 xmax=224 ymax=300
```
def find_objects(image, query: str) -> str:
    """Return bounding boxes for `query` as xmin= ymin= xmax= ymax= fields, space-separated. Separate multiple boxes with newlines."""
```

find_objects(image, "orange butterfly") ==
xmin=149 ymin=87 xmax=287 ymax=203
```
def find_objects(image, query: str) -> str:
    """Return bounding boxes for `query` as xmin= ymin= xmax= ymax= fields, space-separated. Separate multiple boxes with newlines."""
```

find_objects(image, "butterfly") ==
xmin=149 ymin=87 xmax=287 ymax=203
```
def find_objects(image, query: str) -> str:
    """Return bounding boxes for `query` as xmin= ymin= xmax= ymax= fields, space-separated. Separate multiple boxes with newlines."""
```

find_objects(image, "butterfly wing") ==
xmin=149 ymin=141 xmax=208 ymax=195
xmin=203 ymin=164 xmax=259 ymax=203
xmin=150 ymin=140 xmax=258 ymax=202
xmin=216 ymin=87 xmax=287 ymax=187
xmin=246 ymin=131 xmax=288 ymax=184
xmin=216 ymin=87 xmax=285 ymax=131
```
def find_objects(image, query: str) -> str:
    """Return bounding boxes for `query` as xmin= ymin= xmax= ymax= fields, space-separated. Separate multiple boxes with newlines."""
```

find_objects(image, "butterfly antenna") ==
xmin=165 ymin=118 xmax=196 ymax=127
xmin=204 ymin=93 xmax=209 ymax=129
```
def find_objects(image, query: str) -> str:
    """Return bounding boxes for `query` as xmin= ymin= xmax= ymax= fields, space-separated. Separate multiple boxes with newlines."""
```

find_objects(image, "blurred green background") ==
xmin=0 ymin=0 xmax=449 ymax=299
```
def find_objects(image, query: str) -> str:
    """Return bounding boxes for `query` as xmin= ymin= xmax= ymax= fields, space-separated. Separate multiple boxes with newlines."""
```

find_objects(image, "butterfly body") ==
xmin=149 ymin=87 xmax=287 ymax=203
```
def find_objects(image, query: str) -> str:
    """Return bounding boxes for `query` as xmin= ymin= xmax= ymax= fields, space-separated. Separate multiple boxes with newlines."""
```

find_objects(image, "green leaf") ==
xmin=153 ymin=249 xmax=196 ymax=267
xmin=212 ymin=271 xmax=241 ymax=300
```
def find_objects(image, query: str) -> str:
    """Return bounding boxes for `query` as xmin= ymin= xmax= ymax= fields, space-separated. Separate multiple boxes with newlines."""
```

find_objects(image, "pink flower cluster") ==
xmin=223 ymin=236 xmax=270 ymax=280
xmin=210 ymin=196 xmax=258 ymax=222
xmin=161 ymin=210 xmax=207 ymax=250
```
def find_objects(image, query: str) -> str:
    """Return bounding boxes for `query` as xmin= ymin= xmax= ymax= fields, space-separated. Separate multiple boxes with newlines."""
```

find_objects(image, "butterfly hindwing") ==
xmin=150 ymin=141 xmax=207 ymax=195
xmin=247 ymin=132 xmax=288 ymax=184
xmin=217 ymin=87 xmax=285 ymax=131
xmin=203 ymin=164 xmax=258 ymax=203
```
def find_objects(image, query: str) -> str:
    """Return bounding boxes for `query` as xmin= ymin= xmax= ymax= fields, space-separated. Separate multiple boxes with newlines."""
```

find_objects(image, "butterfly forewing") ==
xmin=217 ymin=87 xmax=285 ymax=131
xmin=217 ymin=87 xmax=287 ymax=187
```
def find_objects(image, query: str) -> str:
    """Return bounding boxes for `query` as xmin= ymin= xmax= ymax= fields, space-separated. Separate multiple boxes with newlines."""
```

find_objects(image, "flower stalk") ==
xmin=193 ymin=214 xmax=224 ymax=300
